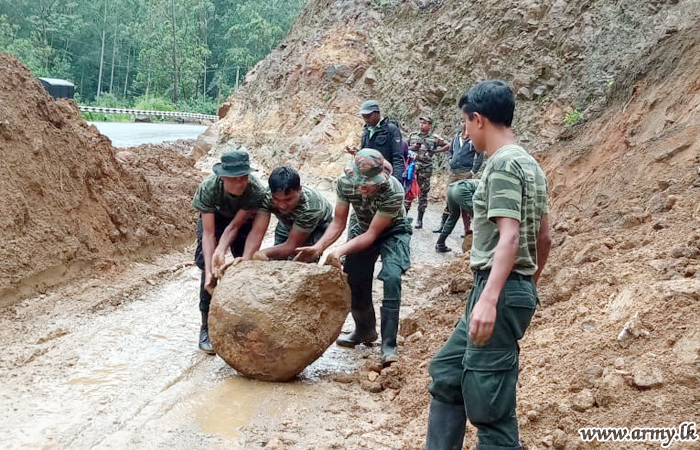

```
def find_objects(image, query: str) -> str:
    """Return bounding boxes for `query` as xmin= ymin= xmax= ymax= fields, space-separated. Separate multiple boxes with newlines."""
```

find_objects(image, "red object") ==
xmin=406 ymin=176 xmax=420 ymax=201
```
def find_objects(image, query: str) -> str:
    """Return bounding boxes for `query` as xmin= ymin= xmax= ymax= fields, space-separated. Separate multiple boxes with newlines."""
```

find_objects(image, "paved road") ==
xmin=89 ymin=122 xmax=208 ymax=147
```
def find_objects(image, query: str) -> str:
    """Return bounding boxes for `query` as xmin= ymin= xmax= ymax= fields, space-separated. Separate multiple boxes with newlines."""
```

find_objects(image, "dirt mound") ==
xmin=209 ymin=260 xmax=350 ymax=381
xmin=0 ymin=52 xmax=202 ymax=306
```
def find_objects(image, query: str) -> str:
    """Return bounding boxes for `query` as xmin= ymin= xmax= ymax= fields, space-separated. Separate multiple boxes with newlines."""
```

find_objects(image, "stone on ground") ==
xmin=209 ymin=260 xmax=351 ymax=381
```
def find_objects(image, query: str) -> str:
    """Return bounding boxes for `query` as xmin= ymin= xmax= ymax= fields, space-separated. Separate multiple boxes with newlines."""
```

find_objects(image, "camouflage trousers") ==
xmin=405 ymin=169 xmax=432 ymax=214
xmin=441 ymin=171 xmax=473 ymax=216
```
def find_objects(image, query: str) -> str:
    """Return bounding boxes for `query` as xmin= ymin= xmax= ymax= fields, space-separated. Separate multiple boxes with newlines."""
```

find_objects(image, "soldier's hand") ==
xmin=468 ymin=295 xmax=498 ymax=346
xmin=212 ymin=249 xmax=226 ymax=278
xmin=323 ymin=252 xmax=342 ymax=269
xmin=252 ymin=251 xmax=269 ymax=261
xmin=204 ymin=272 xmax=217 ymax=295
xmin=345 ymin=145 xmax=359 ymax=156
xmin=294 ymin=245 xmax=323 ymax=263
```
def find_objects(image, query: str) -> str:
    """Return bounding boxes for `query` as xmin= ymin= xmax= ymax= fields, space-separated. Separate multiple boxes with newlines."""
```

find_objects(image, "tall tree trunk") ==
xmin=109 ymin=29 xmax=117 ymax=94
xmin=123 ymin=46 xmax=131 ymax=98
xmin=96 ymin=0 xmax=108 ymax=101
xmin=170 ymin=0 xmax=179 ymax=104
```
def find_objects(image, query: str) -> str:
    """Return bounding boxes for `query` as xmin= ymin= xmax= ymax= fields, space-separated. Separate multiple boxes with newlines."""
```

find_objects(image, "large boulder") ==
xmin=209 ymin=260 xmax=351 ymax=381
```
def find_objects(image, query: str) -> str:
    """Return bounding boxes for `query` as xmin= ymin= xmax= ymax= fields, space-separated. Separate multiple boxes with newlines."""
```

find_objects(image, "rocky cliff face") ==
xmin=213 ymin=0 xmax=694 ymax=177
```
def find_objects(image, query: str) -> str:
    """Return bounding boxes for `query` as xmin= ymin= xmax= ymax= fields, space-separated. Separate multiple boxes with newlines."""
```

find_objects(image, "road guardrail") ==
xmin=78 ymin=106 xmax=218 ymax=121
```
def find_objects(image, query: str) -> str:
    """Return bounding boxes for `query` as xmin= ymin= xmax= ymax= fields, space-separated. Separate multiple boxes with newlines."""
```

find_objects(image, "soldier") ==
xmin=435 ymin=178 xmax=479 ymax=253
xmin=295 ymin=149 xmax=411 ymax=367
xmin=191 ymin=150 xmax=266 ymax=354
xmin=347 ymin=100 xmax=404 ymax=183
xmin=425 ymin=81 xmax=551 ymax=450
xmin=243 ymin=166 xmax=333 ymax=261
xmin=405 ymin=116 xmax=450 ymax=229
xmin=433 ymin=117 xmax=483 ymax=233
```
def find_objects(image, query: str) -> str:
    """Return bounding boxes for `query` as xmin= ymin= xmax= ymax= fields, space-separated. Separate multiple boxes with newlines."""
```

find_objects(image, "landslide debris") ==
xmin=209 ymin=260 xmax=351 ymax=382
xmin=0 ymin=52 xmax=202 ymax=306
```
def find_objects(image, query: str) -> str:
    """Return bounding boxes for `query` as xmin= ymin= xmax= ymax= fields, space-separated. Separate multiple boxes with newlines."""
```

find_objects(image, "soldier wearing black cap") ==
xmin=405 ymin=116 xmax=450 ymax=228
xmin=191 ymin=150 xmax=266 ymax=354
xmin=349 ymin=100 xmax=404 ymax=183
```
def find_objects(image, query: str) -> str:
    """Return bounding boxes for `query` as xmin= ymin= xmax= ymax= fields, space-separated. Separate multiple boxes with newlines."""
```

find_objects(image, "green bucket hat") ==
xmin=345 ymin=148 xmax=391 ymax=186
xmin=213 ymin=150 xmax=257 ymax=177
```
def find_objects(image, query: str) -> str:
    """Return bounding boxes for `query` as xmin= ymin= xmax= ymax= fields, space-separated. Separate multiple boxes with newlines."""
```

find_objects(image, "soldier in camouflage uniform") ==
xmin=404 ymin=116 xmax=449 ymax=228
xmin=191 ymin=150 xmax=266 ymax=354
xmin=426 ymin=81 xmax=552 ymax=450
xmin=295 ymin=149 xmax=411 ymax=367
xmin=243 ymin=166 xmax=333 ymax=261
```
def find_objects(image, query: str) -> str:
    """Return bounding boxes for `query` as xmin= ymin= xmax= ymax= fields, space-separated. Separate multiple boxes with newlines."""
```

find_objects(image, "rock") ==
xmin=574 ymin=242 xmax=608 ymax=264
xmin=541 ymin=435 xmax=554 ymax=447
xmin=631 ymin=368 xmax=663 ymax=389
xmin=652 ymin=221 xmax=667 ymax=230
xmin=332 ymin=372 xmax=354 ymax=384
xmin=363 ymin=68 xmax=376 ymax=85
xmin=367 ymin=371 xmax=379 ymax=382
xmin=671 ymin=246 xmax=700 ymax=259
xmin=407 ymin=331 xmax=423 ymax=342
xmin=595 ymin=373 xmax=625 ymax=407
xmin=360 ymin=374 xmax=384 ymax=393
xmin=380 ymin=364 xmax=403 ymax=390
xmin=533 ymin=85 xmax=547 ymax=98
xmin=586 ymin=365 xmax=604 ymax=380
xmin=571 ymin=389 xmax=595 ymax=412
xmin=209 ymin=261 xmax=351 ymax=381
xmin=400 ymin=317 xmax=419 ymax=337
xmin=553 ymin=429 xmax=568 ymax=449
xmin=449 ymin=276 xmax=471 ymax=293
xmin=526 ymin=410 xmax=539 ymax=421
xmin=517 ymin=87 xmax=533 ymax=100
xmin=614 ymin=357 xmax=625 ymax=369
xmin=618 ymin=313 xmax=650 ymax=348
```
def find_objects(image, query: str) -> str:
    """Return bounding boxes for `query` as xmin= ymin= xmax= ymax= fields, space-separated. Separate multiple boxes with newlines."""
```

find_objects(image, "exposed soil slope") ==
xmin=0 ymin=52 xmax=202 ymax=305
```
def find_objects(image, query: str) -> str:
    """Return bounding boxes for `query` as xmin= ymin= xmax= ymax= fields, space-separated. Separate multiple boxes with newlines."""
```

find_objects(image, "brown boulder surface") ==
xmin=209 ymin=260 xmax=351 ymax=381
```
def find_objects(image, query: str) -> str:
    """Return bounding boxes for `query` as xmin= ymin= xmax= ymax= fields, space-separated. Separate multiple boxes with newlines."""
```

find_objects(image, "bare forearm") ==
xmin=262 ymin=242 xmax=298 ymax=260
xmin=202 ymin=232 xmax=217 ymax=276
xmin=333 ymin=232 xmax=376 ymax=258
xmin=534 ymin=238 xmax=551 ymax=283
xmin=315 ymin=219 xmax=346 ymax=252
xmin=242 ymin=227 xmax=265 ymax=259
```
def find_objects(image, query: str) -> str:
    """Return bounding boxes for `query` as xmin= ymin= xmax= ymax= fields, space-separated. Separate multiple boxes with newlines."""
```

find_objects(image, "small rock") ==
xmin=397 ymin=335 xmax=406 ymax=345
xmin=263 ymin=437 xmax=284 ymax=449
xmin=657 ymin=180 xmax=671 ymax=190
xmin=145 ymin=278 xmax=156 ymax=286
xmin=449 ymin=276 xmax=471 ymax=293
xmin=517 ymin=87 xmax=533 ymax=100
xmin=586 ymin=365 xmax=604 ymax=380
xmin=526 ymin=410 xmax=539 ymax=421
xmin=367 ymin=371 xmax=379 ymax=382
xmin=332 ymin=372 xmax=354 ymax=384
xmin=595 ymin=373 xmax=625 ymax=407
xmin=553 ymin=429 xmax=568 ymax=449
xmin=631 ymin=368 xmax=663 ymax=389
xmin=581 ymin=320 xmax=596 ymax=331
xmin=614 ymin=357 xmax=625 ymax=369
xmin=407 ymin=331 xmax=423 ymax=342
xmin=571 ymin=389 xmax=595 ymax=412
xmin=652 ymin=221 xmax=667 ymax=230
xmin=541 ymin=434 xmax=554 ymax=447
xmin=533 ymin=85 xmax=547 ymax=98
xmin=618 ymin=313 xmax=650 ymax=348
xmin=359 ymin=375 xmax=384 ymax=393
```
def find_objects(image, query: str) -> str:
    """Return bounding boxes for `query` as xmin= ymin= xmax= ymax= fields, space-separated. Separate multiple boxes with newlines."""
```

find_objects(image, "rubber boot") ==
xmin=425 ymin=398 xmax=467 ymax=450
xmin=199 ymin=310 xmax=215 ymax=355
xmin=336 ymin=308 xmax=378 ymax=347
xmin=415 ymin=210 xmax=425 ymax=229
xmin=433 ymin=212 xmax=449 ymax=233
xmin=380 ymin=306 xmax=400 ymax=367
xmin=435 ymin=232 xmax=452 ymax=253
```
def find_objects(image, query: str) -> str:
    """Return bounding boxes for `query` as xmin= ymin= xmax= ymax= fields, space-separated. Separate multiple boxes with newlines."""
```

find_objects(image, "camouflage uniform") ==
xmin=404 ymin=131 xmax=447 ymax=213
xmin=192 ymin=174 xmax=266 ymax=316
xmin=429 ymin=144 xmax=548 ymax=449
xmin=258 ymin=186 xmax=333 ymax=247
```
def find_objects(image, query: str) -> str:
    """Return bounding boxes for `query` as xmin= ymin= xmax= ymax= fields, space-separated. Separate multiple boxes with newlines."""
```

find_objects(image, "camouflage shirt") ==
xmin=408 ymin=131 xmax=447 ymax=172
xmin=191 ymin=174 xmax=266 ymax=218
xmin=470 ymin=145 xmax=549 ymax=276
xmin=259 ymin=186 xmax=333 ymax=234
xmin=336 ymin=174 xmax=407 ymax=236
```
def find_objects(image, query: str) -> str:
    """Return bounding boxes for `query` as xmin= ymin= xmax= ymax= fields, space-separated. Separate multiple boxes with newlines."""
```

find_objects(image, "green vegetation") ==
xmin=0 ymin=0 xmax=307 ymax=111
xmin=564 ymin=109 xmax=583 ymax=127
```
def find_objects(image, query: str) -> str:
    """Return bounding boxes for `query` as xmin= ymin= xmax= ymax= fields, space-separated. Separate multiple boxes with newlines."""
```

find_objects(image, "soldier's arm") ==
xmin=262 ymin=228 xmax=313 ymax=260
xmin=241 ymin=212 xmax=271 ymax=260
xmin=390 ymin=126 xmax=405 ymax=181
xmin=328 ymin=214 xmax=394 ymax=259
xmin=471 ymin=149 xmax=484 ymax=175
xmin=534 ymin=214 xmax=551 ymax=284
xmin=294 ymin=202 xmax=349 ymax=261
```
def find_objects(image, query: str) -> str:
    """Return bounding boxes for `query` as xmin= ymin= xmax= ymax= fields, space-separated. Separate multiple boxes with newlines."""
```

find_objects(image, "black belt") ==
xmin=474 ymin=269 xmax=533 ymax=281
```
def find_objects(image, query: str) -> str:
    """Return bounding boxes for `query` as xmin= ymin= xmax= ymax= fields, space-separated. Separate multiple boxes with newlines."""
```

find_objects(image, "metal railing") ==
xmin=78 ymin=105 xmax=218 ymax=121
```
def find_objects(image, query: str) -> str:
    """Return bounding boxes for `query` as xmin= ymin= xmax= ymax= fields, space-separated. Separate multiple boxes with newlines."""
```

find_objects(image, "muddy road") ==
xmin=0 ymin=202 xmax=463 ymax=449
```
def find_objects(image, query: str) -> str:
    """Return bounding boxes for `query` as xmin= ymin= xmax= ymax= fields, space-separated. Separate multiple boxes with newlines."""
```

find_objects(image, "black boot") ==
xmin=425 ymin=399 xmax=466 ymax=450
xmin=435 ymin=232 xmax=452 ymax=253
xmin=433 ymin=212 xmax=449 ymax=233
xmin=415 ymin=210 xmax=425 ymax=229
xmin=199 ymin=310 xmax=215 ymax=355
xmin=336 ymin=308 xmax=378 ymax=347
xmin=380 ymin=306 xmax=400 ymax=367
